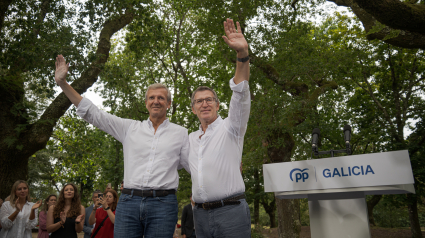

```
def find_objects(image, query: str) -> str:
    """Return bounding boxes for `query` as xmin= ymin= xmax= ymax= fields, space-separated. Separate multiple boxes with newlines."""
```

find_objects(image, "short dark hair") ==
xmin=92 ymin=190 xmax=101 ymax=197
xmin=191 ymin=86 xmax=219 ymax=107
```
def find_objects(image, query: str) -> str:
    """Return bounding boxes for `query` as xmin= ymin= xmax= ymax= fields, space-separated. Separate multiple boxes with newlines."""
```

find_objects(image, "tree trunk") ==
xmin=254 ymin=168 xmax=260 ymax=225
xmin=276 ymin=198 xmax=301 ymax=238
xmin=0 ymin=8 xmax=135 ymax=199
xmin=366 ymin=195 xmax=382 ymax=226
xmin=267 ymin=131 xmax=300 ymax=238
xmin=0 ymin=152 xmax=29 ymax=199
xmin=407 ymin=194 xmax=423 ymax=238
xmin=261 ymin=196 xmax=277 ymax=228
xmin=269 ymin=205 xmax=277 ymax=228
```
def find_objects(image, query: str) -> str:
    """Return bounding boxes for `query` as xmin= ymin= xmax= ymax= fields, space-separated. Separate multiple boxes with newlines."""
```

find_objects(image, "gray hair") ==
xmin=92 ymin=190 xmax=102 ymax=197
xmin=191 ymin=86 xmax=219 ymax=107
xmin=145 ymin=83 xmax=172 ymax=102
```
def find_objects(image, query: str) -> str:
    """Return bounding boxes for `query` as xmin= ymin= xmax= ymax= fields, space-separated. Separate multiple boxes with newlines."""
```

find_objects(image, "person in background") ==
xmin=89 ymin=189 xmax=118 ymax=238
xmin=38 ymin=194 xmax=57 ymax=238
xmin=84 ymin=190 xmax=101 ymax=238
xmin=0 ymin=180 xmax=42 ymax=238
xmin=120 ymin=181 xmax=124 ymax=192
xmin=181 ymin=194 xmax=196 ymax=238
xmin=47 ymin=183 xmax=85 ymax=238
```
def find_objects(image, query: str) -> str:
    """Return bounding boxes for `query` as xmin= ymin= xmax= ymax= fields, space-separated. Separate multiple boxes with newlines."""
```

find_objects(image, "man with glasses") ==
xmin=188 ymin=18 xmax=251 ymax=238
xmin=54 ymin=56 xmax=191 ymax=237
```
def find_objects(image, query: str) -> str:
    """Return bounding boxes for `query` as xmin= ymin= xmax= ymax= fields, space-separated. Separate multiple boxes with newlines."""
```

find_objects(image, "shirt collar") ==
xmin=147 ymin=117 xmax=170 ymax=130
xmin=199 ymin=116 xmax=222 ymax=132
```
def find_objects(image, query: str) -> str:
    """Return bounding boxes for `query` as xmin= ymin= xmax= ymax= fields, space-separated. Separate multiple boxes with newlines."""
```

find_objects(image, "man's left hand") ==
xmin=222 ymin=18 xmax=249 ymax=57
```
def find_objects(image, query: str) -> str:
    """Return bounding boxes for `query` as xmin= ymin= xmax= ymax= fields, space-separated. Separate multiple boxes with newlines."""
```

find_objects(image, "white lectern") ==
xmin=263 ymin=150 xmax=415 ymax=238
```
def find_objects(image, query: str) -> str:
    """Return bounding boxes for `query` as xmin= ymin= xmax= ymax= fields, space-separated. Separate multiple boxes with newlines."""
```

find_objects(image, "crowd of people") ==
xmin=0 ymin=181 xmax=121 ymax=238
xmin=1 ymin=18 xmax=250 ymax=238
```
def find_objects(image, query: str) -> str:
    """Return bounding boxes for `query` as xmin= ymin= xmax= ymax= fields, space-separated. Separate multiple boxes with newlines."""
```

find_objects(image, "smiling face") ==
xmin=15 ymin=183 xmax=28 ymax=199
xmin=145 ymin=88 xmax=170 ymax=120
xmin=63 ymin=185 xmax=75 ymax=199
xmin=192 ymin=90 xmax=219 ymax=124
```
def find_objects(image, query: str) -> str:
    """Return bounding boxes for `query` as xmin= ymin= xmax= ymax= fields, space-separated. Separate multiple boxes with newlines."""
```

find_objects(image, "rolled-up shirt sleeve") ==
xmin=0 ymin=202 xmax=13 ymax=229
xmin=25 ymin=207 xmax=37 ymax=229
xmin=227 ymin=78 xmax=251 ymax=137
xmin=76 ymin=98 xmax=134 ymax=142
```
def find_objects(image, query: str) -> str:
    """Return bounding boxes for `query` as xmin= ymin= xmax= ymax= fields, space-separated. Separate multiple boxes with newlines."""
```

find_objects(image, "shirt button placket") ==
xmin=198 ymin=140 xmax=204 ymax=198
xmin=146 ymin=132 xmax=159 ymax=187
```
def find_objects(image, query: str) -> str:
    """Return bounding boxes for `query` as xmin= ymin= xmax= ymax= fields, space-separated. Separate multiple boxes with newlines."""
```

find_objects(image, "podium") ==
xmin=263 ymin=150 xmax=415 ymax=238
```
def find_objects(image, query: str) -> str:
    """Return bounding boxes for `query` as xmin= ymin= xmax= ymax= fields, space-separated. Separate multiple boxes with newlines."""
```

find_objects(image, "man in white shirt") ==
xmin=188 ymin=18 xmax=251 ymax=238
xmin=54 ymin=57 xmax=190 ymax=238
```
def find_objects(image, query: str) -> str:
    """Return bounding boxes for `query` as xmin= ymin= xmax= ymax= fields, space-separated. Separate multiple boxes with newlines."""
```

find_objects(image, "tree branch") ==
xmin=0 ymin=0 xmax=13 ymax=35
xmin=25 ymin=8 xmax=135 ymax=154
xmin=353 ymin=0 xmax=425 ymax=35
xmin=328 ymin=0 xmax=425 ymax=49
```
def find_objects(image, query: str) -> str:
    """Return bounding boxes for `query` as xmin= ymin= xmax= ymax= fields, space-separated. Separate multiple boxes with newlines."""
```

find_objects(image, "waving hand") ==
xmin=222 ymin=18 xmax=249 ymax=57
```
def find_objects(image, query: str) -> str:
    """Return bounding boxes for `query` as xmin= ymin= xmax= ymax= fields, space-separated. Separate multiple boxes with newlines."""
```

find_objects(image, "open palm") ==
xmin=55 ymin=55 xmax=69 ymax=85
xmin=222 ymin=18 xmax=248 ymax=53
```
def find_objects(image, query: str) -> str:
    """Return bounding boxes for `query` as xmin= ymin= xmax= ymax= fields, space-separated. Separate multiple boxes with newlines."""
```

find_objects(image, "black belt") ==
xmin=122 ymin=188 xmax=175 ymax=197
xmin=196 ymin=194 xmax=245 ymax=210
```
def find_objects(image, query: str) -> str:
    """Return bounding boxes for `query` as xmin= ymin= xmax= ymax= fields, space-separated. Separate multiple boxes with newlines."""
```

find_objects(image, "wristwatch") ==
xmin=237 ymin=55 xmax=250 ymax=62
xmin=75 ymin=221 xmax=80 ymax=224
xmin=104 ymin=207 xmax=110 ymax=210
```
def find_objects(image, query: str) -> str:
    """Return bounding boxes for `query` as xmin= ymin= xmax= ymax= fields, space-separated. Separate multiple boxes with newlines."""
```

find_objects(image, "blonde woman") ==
xmin=38 ymin=194 xmax=57 ymax=238
xmin=47 ymin=183 xmax=85 ymax=238
xmin=0 ymin=180 xmax=42 ymax=238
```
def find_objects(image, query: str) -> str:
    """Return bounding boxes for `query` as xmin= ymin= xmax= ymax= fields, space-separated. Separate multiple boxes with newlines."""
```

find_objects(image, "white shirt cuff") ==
xmin=229 ymin=78 xmax=249 ymax=93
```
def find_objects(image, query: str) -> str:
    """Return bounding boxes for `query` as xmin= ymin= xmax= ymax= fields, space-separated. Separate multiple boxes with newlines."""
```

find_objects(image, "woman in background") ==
xmin=0 ymin=180 xmax=42 ymax=238
xmin=89 ymin=189 xmax=118 ymax=238
xmin=47 ymin=183 xmax=85 ymax=238
xmin=38 ymin=194 xmax=57 ymax=238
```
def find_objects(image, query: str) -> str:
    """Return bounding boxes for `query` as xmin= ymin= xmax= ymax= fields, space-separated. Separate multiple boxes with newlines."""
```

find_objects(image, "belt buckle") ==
xmin=202 ymin=202 xmax=210 ymax=210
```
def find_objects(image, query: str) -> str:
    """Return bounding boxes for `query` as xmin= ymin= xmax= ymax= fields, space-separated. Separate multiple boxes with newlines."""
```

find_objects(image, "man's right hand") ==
xmin=55 ymin=55 xmax=69 ymax=86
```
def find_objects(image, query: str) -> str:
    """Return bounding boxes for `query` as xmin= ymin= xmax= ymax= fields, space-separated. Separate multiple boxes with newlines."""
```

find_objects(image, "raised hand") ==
xmin=94 ymin=198 xmax=101 ymax=210
xmin=32 ymin=200 xmax=42 ymax=210
xmin=222 ymin=18 xmax=249 ymax=56
xmin=99 ymin=196 xmax=108 ymax=208
xmin=75 ymin=214 xmax=84 ymax=223
xmin=60 ymin=211 xmax=66 ymax=225
xmin=55 ymin=55 xmax=69 ymax=86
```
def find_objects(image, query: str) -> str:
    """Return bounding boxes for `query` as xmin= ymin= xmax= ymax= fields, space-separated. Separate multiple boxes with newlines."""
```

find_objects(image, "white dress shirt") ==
xmin=189 ymin=78 xmax=251 ymax=203
xmin=0 ymin=201 xmax=38 ymax=238
xmin=76 ymin=98 xmax=190 ymax=190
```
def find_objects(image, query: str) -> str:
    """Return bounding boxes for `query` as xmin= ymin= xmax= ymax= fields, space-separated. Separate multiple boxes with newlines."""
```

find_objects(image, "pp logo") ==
xmin=290 ymin=168 xmax=309 ymax=182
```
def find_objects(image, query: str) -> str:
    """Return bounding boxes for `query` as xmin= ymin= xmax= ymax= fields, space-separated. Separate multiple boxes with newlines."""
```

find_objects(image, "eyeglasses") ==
xmin=193 ymin=97 xmax=216 ymax=105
